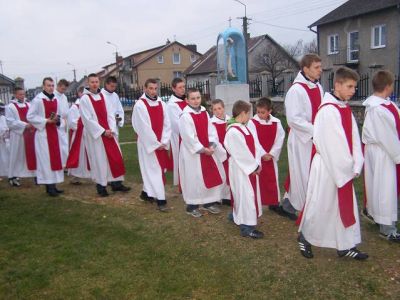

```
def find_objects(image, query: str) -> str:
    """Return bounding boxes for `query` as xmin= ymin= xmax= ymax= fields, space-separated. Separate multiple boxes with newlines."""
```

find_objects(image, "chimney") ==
xmin=186 ymin=44 xmax=197 ymax=53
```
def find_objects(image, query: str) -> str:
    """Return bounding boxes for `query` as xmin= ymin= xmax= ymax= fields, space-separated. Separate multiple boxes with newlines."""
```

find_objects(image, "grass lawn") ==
xmin=0 ymin=123 xmax=400 ymax=299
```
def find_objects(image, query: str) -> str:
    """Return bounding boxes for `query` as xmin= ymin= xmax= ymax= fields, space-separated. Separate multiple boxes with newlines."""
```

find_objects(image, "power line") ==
xmin=252 ymin=20 xmax=309 ymax=32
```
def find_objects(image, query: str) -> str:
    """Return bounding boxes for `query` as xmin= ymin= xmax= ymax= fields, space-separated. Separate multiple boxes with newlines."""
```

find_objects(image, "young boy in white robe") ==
xmin=179 ymin=88 xmax=225 ymax=217
xmin=132 ymin=78 xmax=171 ymax=212
xmin=66 ymin=86 xmax=91 ymax=184
xmin=298 ymin=67 xmax=368 ymax=260
xmin=283 ymin=54 xmax=324 ymax=220
xmin=54 ymin=79 xmax=70 ymax=168
xmin=27 ymin=77 xmax=67 ymax=196
xmin=224 ymin=100 xmax=264 ymax=238
xmin=247 ymin=97 xmax=285 ymax=214
xmin=210 ymin=99 xmax=230 ymax=205
xmin=0 ymin=102 xmax=10 ymax=178
xmin=6 ymin=88 xmax=36 ymax=186
xmin=101 ymin=76 xmax=124 ymax=139
xmin=362 ymin=70 xmax=400 ymax=243
xmin=166 ymin=78 xmax=187 ymax=187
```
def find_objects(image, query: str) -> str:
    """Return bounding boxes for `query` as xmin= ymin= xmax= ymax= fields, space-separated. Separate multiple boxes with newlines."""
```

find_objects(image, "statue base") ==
xmin=215 ymin=84 xmax=250 ymax=117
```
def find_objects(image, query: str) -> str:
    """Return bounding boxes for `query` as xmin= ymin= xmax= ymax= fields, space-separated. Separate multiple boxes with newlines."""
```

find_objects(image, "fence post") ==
xmin=260 ymin=71 xmax=269 ymax=97
xmin=209 ymin=73 xmax=217 ymax=100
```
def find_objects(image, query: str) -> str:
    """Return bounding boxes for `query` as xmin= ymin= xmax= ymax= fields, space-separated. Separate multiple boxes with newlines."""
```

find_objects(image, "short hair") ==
xmin=88 ymin=73 xmax=98 ymax=79
xmin=77 ymin=86 xmax=85 ymax=94
xmin=211 ymin=99 xmax=225 ymax=108
xmin=14 ymin=87 xmax=24 ymax=93
xmin=300 ymin=54 xmax=321 ymax=70
xmin=144 ymin=78 xmax=158 ymax=88
xmin=372 ymin=70 xmax=395 ymax=93
xmin=334 ymin=67 xmax=360 ymax=84
xmin=105 ymin=76 xmax=118 ymax=85
xmin=42 ymin=77 xmax=53 ymax=85
xmin=187 ymin=88 xmax=200 ymax=98
xmin=57 ymin=79 xmax=69 ymax=87
xmin=172 ymin=77 xmax=184 ymax=88
xmin=256 ymin=97 xmax=272 ymax=110
xmin=232 ymin=100 xmax=251 ymax=118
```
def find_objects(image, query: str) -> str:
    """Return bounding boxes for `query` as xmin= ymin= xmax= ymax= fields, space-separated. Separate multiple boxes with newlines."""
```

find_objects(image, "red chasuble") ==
xmin=381 ymin=102 xmax=400 ymax=195
xmin=42 ymin=98 xmax=62 ymax=171
xmin=13 ymin=103 xmax=36 ymax=170
xmin=140 ymin=98 xmax=172 ymax=184
xmin=284 ymin=83 xmax=321 ymax=193
xmin=318 ymin=102 xmax=356 ymax=228
xmin=88 ymin=94 xmax=125 ymax=178
xmin=231 ymin=126 xmax=260 ymax=216
xmin=176 ymin=101 xmax=187 ymax=110
xmin=190 ymin=111 xmax=223 ymax=189
xmin=251 ymin=119 xmax=279 ymax=205
xmin=212 ymin=120 xmax=229 ymax=185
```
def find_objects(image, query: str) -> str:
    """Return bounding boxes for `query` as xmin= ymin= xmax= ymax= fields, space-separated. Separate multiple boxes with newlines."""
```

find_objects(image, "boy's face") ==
xmin=187 ymin=91 xmax=201 ymax=108
xmin=88 ymin=77 xmax=100 ymax=92
xmin=303 ymin=61 xmax=322 ymax=81
xmin=15 ymin=90 xmax=25 ymax=101
xmin=212 ymin=103 xmax=225 ymax=119
xmin=43 ymin=79 xmax=55 ymax=94
xmin=172 ymin=82 xmax=185 ymax=97
xmin=145 ymin=83 xmax=158 ymax=98
xmin=256 ymin=107 xmax=271 ymax=120
xmin=335 ymin=79 xmax=357 ymax=101
xmin=105 ymin=82 xmax=117 ymax=93
xmin=57 ymin=84 xmax=67 ymax=94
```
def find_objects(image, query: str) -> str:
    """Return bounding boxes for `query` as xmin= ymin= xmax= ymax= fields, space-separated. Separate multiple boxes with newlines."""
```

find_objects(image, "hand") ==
xmin=46 ymin=118 xmax=56 ymax=124
xmin=25 ymin=123 xmax=34 ymax=131
xmin=262 ymin=153 xmax=273 ymax=161
xmin=157 ymin=144 xmax=167 ymax=150
xmin=204 ymin=147 xmax=214 ymax=156
xmin=256 ymin=164 xmax=262 ymax=175
xmin=354 ymin=173 xmax=360 ymax=178
xmin=104 ymin=129 xmax=113 ymax=138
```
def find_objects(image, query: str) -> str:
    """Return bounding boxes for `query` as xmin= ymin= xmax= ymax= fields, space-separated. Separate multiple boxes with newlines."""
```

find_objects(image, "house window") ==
xmin=157 ymin=55 xmax=164 ymax=64
xmin=190 ymin=54 xmax=197 ymax=63
xmin=371 ymin=24 xmax=386 ymax=48
xmin=328 ymin=34 xmax=339 ymax=54
xmin=173 ymin=53 xmax=181 ymax=64
xmin=348 ymin=31 xmax=359 ymax=62
xmin=173 ymin=71 xmax=183 ymax=78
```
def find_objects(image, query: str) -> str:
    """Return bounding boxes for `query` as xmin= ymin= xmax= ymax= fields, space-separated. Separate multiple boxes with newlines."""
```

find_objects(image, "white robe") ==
xmin=5 ymin=101 xmax=36 ymax=178
xmin=0 ymin=115 xmax=10 ymax=177
xmin=299 ymin=93 xmax=363 ymax=251
xmin=210 ymin=114 xmax=231 ymax=200
xmin=247 ymin=114 xmax=285 ymax=204
xmin=79 ymin=90 xmax=124 ymax=186
xmin=101 ymin=88 xmax=124 ymax=137
xmin=27 ymin=92 xmax=66 ymax=184
xmin=284 ymin=71 xmax=324 ymax=210
xmin=178 ymin=106 xmax=225 ymax=205
xmin=224 ymin=123 xmax=262 ymax=226
xmin=67 ymin=100 xmax=91 ymax=179
xmin=54 ymin=90 xmax=69 ymax=167
xmin=362 ymin=95 xmax=400 ymax=225
xmin=166 ymin=94 xmax=186 ymax=186
xmin=132 ymin=93 xmax=171 ymax=200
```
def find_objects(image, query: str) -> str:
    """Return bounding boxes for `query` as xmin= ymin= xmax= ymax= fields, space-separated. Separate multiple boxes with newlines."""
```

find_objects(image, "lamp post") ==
xmin=234 ymin=0 xmax=250 ymax=82
xmin=106 ymin=41 xmax=122 ymax=89
xmin=67 ymin=62 xmax=77 ymax=81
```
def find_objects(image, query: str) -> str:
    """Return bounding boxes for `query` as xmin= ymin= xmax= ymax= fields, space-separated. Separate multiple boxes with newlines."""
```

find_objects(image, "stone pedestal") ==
xmin=215 ymin=83 xmax=250 ymax=117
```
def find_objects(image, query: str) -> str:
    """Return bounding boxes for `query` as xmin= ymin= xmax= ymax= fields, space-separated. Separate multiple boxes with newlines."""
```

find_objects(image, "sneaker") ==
xmin=201 ymin=205 xmax=221 ymax=214
xmin=55 ymin=188 xmax=64 ymax=194
xmin=241 ymin=229 xmax=264 ymax=239
xmin=70 ymin=177 xmax=81 ymax=185
xmin=157 ymin=205 xmax=172 ymax=212
xmin=112 ymin=184 xmax=131 ymax=192
xmin=297 ymin=233 xmax=313 ymax=259
xmin=380 ymin=232 xmax=400 ymax=243
xmin=13 ymin=178 xmax=21 ymax=187
xmin=8 ymin=178 xmax=19 ymax=187
xmin=361 ymin=208 xmax=376 ymax=225
xmin=278 ymin=207 xmax=298 ymax=221
xmin=337 ymin=247 xmax=369 ymax=260
xmin=186 ymin=209 xmax=202 ymax=218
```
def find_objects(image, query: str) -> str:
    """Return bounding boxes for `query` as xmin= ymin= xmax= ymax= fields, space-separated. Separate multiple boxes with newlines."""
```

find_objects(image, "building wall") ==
xmin=136 ymin=45 xmax=198 ymax=87
xmin=318 ymin=8 xmax=400 ymax=76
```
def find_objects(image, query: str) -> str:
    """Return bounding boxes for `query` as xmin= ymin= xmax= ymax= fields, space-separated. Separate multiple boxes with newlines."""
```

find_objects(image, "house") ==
xmin=0 ymin=74 xmax=24 ymax=103
xmin=309 ymin=0 xmax=400 ymax=86
xmin=99 ymin=41 xmax=201 ymax=89
xmin=184 ymin=33 xmax=299 ymax=84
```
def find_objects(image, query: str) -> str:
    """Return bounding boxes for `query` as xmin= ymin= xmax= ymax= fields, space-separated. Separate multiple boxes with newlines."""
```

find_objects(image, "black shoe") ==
xmin=55 ymin=188 xmax=64 ymax=194
xmin=157 ymin=204 xmax=171 ymax=212
xmin=139 ymin=191 xmax=154 ymax=203
xmin=298 ymin=233 xmax=313 ymax=258
xmin=276 ymin=206 xmax=298 ymax=221
xmin=96 ymin=184 xmax=109 ymax=197
xmin=380 ymin=232 xmax=400 ymax=243
xmin=361 ymin=208 xmax=376 ymax=225
xmin=221 ymin=199 xmax=231 ymax=206
xmin=241 ymin=229 xmax=264 ymax=239
xmin=111 ymin=184 xmax=131 ymax=192
xmin=46 ymin=185 xmax=59 ymax=197
xmin=337 ymin=247 xmax=369 ymax=260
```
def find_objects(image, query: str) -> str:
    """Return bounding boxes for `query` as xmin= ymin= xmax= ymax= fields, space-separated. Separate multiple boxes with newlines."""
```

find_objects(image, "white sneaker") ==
xmin=201 ymin=205 xmax=221 ymax=214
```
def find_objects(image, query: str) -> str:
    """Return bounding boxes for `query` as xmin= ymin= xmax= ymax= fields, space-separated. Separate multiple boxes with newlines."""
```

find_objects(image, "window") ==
xmin=190 ymin=54 xmax=197 ymax=63
xmin=157 ymin=55 xmax=164 ymax=64
xmin=371 ymin=24 xmax=386 ymax=48
xmin=173 ymin=53 xmax=181 ymax=64
xmin=348 ymin=31 xmax=359 ymax=62
xmin=327 ymin=34 xmax=339 ymax=54
xmin=173 ymin=71 xmax=183 ymax=78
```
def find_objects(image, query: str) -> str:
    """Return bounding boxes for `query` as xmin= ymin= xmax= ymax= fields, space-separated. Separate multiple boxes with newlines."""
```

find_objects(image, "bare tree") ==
xmin=303 ymin=38 xmax=318 ymax=54
xmin=284 ymin=39 xmax=303 ymax=60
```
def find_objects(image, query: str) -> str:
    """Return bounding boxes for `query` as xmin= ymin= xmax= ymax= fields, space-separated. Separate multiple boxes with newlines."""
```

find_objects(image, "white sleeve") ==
xmin=67 ymin=104 xmax=80 ymax=131
xmin=167 ymin=103 xmax=181 ymax=135
xmin=27 ymin=97 xmax=47 ymax=131
xmin=179 ymin=113 xmax=204 ymax=154
xmin=269 ymin=121 xmax=285 ymax=160
xmin=5 ymin=105 xmax=27 ymax=135
xmin=115 ymin=95 xmax=124 ymax=127
xmin=161 ymin=102 xmax=172 ymax=148
xmin=79 ymin=96 xmax=105 ymax=140
xmin=247 ymin=120 xmax=267 ymax=157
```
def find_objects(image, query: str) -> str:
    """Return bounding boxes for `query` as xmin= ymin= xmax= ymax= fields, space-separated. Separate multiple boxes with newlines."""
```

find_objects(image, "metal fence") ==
xmin=248 ymin=76 xmax=289 ymax=98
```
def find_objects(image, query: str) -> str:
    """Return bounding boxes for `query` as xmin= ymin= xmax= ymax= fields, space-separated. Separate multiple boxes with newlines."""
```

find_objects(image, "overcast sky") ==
xmin=0 ymin=0 xmax=347 ymax=88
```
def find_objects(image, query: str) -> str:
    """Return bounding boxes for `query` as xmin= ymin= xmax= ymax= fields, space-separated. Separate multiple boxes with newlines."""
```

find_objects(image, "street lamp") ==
xmin=106 ymin=41 xmax=119 ymax=61
xmin=233 ymin=0 xmax=249 ymax=82
xmin=67 ymin=62 xmax=76 ymax=81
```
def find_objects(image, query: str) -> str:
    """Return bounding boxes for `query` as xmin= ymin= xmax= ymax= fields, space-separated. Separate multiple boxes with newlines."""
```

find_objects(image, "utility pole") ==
xmin=67 ymin=62 xmax=77 ymax=81
xmin=228 ymin=16 xmax=232 ymax=27
xmin=234 ymin=0 xmax=251 ymax=82
xmin=0 ymin=60 xmax=3 ymax=74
